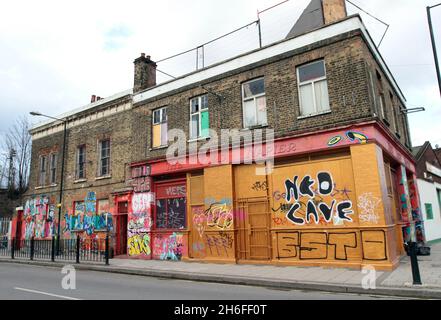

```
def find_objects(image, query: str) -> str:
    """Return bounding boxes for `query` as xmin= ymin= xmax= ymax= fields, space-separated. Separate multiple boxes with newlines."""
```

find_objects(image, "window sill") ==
xmin=150 ymin=145 xmax=169 ymax=151
xmin=241 ymin=124 xmax=268 ymax=131
xmin=95 ymin=175 xmax=112 ymax=181
xmin=188 ymin=136 xmax=211 ymax=143
xmin=49 ymin=183 xmax=58 ymax=187
xmin=35 ymin=186 xmax=46 ymax=190
xmin=73 ymin=179 xmax=87 ymax=184
xmin=297 ymin=110 xmax=331 ymax=119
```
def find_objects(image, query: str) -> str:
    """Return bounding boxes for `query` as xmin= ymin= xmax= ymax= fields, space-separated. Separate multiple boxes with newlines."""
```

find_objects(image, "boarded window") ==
xmin=152 ymin=107 xmax=168 ymax=148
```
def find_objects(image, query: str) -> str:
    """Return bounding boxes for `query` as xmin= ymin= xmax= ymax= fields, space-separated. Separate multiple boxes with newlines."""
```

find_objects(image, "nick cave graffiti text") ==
xmin=283 ymin=172 xmax=354 ymax=226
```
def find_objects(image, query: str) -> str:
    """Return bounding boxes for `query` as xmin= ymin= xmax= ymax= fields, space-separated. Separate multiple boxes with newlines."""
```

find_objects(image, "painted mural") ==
xmin=23 ymin=196 xmax=55 ymax=239
xmin=128 ymin=192 xmax=153 ymax=258
xmin=63 ymin=192 xmax=113 ymax=238
xmin=152 ymin=232 xmax=185 ymax=261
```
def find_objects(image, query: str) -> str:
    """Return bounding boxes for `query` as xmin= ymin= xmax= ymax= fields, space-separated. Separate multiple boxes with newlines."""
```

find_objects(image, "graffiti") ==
xmin=153 ymin=233 xmax=184 ymax=261
xmin=251 ymin=181 xmax=268 ymax=192
xmin=205 ymin=203 xmax=233 ymax=230
xmin=272 ymin=203 xmax=292 ymax=213
xmin=283 ymin=172 xmax=354 ymax=226
xmin=357 ymin=193 xmax=382 ymax=224
xmin=63 ymin=193 xmax=113 ymax=236
xmin=205 ymin=197 xmax=232 ymax=206
xmin=23 ymin=196 xmax=55 ymax=239
xmin=272 ymin=216 xmax=290 ymax=226
xmin=132 ymin=193 xmax=153 ymax=213
xmin=128 ymin=233 xmax=151 ymax=256
xmin=277 ymin=230 xmax=387 ymax=261
xmin=192 ymin=206 xmax=206 ymax=238
xmin=205 ymin=232 xmax=233 ymax=257
xmin=327 ymin=131 xmax=368 ymax=147
xmin=156 ymin=197 xmax=186 ymax=229
xmin=165 ymin=185 xmax=186 ymax=197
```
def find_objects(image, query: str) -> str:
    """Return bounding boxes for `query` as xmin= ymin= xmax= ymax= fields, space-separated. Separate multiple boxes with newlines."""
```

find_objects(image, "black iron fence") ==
xmin=0 ymin=235 xmax=110 ymax=265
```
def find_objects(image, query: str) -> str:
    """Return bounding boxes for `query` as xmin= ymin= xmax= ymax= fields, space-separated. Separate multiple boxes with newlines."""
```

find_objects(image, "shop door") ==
xmin=115 ymin=202 xmax=128 ymax=256
xmin=236 ymin=198 xmax=271 ymax=261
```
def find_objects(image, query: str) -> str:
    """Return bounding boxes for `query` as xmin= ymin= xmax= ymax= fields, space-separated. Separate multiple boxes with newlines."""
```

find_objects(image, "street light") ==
xmin=30 ymin=111 xmax=68 ymax=255
xmin=427 ymin=3 xmax=441 ymax=98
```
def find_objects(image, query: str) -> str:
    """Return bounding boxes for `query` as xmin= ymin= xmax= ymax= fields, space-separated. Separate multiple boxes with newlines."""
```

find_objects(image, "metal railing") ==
xmin=0 ymin=235 xmax=110 ymax=265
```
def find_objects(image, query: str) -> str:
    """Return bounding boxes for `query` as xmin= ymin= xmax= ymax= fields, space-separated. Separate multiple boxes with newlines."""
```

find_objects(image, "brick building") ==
xmin=13 ymin=0 xmax=425 ymax=270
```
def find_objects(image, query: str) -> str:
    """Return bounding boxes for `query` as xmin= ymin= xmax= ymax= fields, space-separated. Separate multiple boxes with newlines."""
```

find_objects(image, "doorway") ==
xmin=114 ymin=202 xmax=128 ymax=256
xmin=236 ymin=198 xmax=271 ymax=261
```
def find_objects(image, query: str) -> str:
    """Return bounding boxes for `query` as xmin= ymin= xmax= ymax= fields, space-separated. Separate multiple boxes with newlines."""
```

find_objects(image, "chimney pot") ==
xmin=141 ymin=53 xmax=146 ymax=58
xmin=91 ymin=95 xmax=96 ymax=103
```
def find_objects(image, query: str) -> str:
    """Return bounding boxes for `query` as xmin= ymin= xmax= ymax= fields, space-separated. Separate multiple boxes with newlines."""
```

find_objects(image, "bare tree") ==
xmin=2 ymin=117 xmax=32 ymax=194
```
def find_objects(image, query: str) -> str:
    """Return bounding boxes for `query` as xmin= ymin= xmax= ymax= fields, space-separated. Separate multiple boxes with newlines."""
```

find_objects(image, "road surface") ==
xmin=0 ymin=262 xmax=406 ymax=300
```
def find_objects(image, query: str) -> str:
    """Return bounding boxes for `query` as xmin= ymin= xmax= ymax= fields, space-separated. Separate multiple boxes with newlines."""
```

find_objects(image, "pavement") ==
xmin=1 ymin=242 xmax=441 ymax=299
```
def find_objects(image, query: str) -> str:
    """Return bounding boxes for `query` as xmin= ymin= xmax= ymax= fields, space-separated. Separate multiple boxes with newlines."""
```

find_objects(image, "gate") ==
xmin=236 ymin=198 xmax=271 ymax=261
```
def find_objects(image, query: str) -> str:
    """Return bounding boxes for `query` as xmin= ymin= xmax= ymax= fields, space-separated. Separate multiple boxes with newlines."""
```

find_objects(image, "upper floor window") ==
xmin=99 ymin=140 xmax=110 ymax=177
xmin=242 ymin=78 xmax=267 ymax=128
xmin=190 ymin=95 xmax=209 ymax=139
xmin=297 ymin=60 xmax=330 ymax=116
xmin=76 ymin=145 xmax=86 ymax=180
xmin=49 ymin=153 xmax=57 ymax=185
xmin=39 ymin=155 xmax=47 ymax=187
xmin=152 ymin=107 xmax=168 ymax=148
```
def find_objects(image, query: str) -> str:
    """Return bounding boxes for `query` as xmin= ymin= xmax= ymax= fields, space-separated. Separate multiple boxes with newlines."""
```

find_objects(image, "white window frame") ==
xmin=242 ymin=77 xmax=267 ymax=129
xmin=297 ymin=60 xmax=330 ymax=117
xmin=152 ymin=107 xmax=168 ymax=147
xmin=190 ymin=95 xmax=209 ymax=140
xmin=49 ymin=153 xmax=57 ymax=185
xmin=76 ymin=145 xmax=86 ymax=180
xmin=39 ymin=155 xmax=47 ymax=187
xmin=98 ymin=139 xmax=111 ymax=177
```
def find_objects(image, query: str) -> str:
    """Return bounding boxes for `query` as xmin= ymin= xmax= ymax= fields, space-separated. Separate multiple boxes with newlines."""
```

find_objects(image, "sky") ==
xmin=0 ymin=0 xmax=440 ymax=151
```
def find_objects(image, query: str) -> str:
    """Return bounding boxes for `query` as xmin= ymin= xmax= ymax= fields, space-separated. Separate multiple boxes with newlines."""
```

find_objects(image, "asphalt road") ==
xmin=0 ymin=262 xmax=405 ymax=300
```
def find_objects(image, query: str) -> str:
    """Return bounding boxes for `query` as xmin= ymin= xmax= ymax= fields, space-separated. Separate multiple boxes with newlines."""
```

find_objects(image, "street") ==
xmin=0 ymin=263 xmax=406 ymax=300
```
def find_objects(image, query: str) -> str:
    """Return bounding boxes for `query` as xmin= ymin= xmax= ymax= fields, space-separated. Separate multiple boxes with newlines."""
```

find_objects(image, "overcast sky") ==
xmin=0 ymin=0 xmax=440 ymax=151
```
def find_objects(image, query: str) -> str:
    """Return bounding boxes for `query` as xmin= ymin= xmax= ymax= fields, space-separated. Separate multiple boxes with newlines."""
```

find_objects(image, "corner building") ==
xmin=18 ymin=0 xmax=425 ymax=270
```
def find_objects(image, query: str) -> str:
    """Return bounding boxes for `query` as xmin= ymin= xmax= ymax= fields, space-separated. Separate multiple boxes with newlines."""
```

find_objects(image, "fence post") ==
xmin=11 ymin=238 xmax=15 ymax=260
xmin=30 ymin=237 xmax=35 ymax=261
xmin=105 ymin=232 xmax=109 ymax=266
xmin=51 ymin=236 xmax=55 ymax=262
xmin=76 ymin=235 xmax=80 ymax=264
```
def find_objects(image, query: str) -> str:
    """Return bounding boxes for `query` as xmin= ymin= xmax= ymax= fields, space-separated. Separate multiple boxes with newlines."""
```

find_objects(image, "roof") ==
xmin=30 ymin=89 xmax=133 ymax=133
xmin=286 ymin=0 xmax=324 ymax=39
xmin=412 ymin=141 xmax=431 ymax=162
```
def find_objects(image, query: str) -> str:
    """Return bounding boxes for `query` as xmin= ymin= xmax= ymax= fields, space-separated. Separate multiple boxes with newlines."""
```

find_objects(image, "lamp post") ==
xmin=427 ymin=3 xmax=441 ymax=98
xmin=30 ymin=111 xmax=68 ymax=255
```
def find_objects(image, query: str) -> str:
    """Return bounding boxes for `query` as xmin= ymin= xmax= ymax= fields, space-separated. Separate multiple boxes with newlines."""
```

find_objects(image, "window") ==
xmin=425 ymin=203 xmax=434 ymax=220
xmin=437 ymin=189 xmax=441 ymax=216
xmin=152 ymin=107 xmax=168 ymax=148
xmin=190 ymin=95 xmax=209 ymax=139
xmin=76 ymin=145 xmax=86 ymax=180
xmin=379 ymin=94 xmax=386 ymax=120
xmin=297 ymin=60 xmax=330 ymax=116
xmin=39 ymin=155 xmax=47 ymax=186
xmin=242 ymin=78 xmax=267 ymax=128
xmin=49 ymin=153 xmax=57 ymax=185
xmin=376 ymin=71 xmax=387 ymax=121
xmin=99 ymin=140 xmax=110 ymax=177
xmin=156 ymin=197 xmax=186 ymax=229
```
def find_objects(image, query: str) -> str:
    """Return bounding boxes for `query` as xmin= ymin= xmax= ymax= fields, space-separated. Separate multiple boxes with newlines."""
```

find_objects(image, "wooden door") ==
xmin=236 ymin=198 xmax=271 ymax=261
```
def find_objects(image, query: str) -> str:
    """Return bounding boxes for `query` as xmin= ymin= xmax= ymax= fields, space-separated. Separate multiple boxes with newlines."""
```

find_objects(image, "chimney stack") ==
xmin=322 ymin=0 xmax=347 ymax=25
xmin=91 ymin=95 xmax=97 ymax=103
xmin=134 ymin=53 xmax=157 ymax=93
